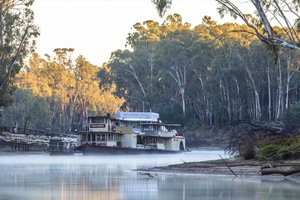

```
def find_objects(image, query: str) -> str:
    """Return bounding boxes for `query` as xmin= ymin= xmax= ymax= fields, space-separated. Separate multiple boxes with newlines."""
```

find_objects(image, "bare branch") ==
xmin=219 ymin=154 xmax=237 ymax=177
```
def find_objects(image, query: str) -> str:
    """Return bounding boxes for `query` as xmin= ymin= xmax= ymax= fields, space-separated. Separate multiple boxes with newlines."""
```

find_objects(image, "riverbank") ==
xmin=143 ymin=158 xmax=300 ymax=178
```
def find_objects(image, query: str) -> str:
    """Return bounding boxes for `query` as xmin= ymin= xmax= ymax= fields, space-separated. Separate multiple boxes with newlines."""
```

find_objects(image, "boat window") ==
xmin=101 ymin=134 xmax=106 ymax=141
xmin=92 ymin=134 xmax=95 ymax=141
xmin=151 ymin=138 xmax=156 ymax=143
xmin=91 ymin=118 xmax=105 ymax=123
xmin=145 ymin=137 xmax=157 ymax=144
xmin=116 ymin=135 xmax=121 ymax=141
xmin=88 ymin=134 xmax=91 ymax=142
xmin=108 ymin=134 xmax=113 ymax=141
xmin=96 ymin=134 xmax=101 ymax=141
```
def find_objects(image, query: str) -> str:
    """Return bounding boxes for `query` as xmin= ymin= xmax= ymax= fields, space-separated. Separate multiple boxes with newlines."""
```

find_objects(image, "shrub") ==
xmin=259 ymin=144 xmax=281 ymax=161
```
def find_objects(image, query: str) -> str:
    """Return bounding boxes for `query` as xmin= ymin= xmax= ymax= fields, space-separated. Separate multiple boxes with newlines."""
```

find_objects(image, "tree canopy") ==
xmin=2 ymin=9 xmax=300 ymax=133
xmin=0 ymin=0 xmax=39 ymax=107
xmin=152 ymin=0 xmax=300 ymax=51
xmin=96 ymin=13 xmax=300 ymax=127
xmin=11 ymin=51 xmax=125 ymax=132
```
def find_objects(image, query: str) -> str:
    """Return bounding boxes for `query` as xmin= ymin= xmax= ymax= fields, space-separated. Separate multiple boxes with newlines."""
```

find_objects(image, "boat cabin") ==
xmin=76 ymin=112 xmax=185 ymax=151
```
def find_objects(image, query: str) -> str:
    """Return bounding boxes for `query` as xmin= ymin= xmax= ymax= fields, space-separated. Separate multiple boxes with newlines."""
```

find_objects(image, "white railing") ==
xmin=0 ymin=133 xmax=76 ymax=145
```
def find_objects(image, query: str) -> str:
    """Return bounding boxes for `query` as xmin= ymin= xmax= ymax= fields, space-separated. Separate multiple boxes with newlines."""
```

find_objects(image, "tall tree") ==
xmin=0 ymin=0 xmax=39 ymax=107
xmin=152 ymin=0 xmax=300 ymax=50
xmin=216 ymin=0 xmax=300 ymax=50
xmin=3 ymin=88 xmax=51 ymax=131
xmin=14 ymin=52 xmax=124 ymax=132
xmin=153 ymin=29 xmax=195 ymax=117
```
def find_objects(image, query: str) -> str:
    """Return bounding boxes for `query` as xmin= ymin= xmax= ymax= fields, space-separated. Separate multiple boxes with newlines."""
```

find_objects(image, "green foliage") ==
xmin=0 ymin=82 xmax=15 ymax=107
xmin=259 ymin=144 xmax=280 ymax=160
xmin=3 ymin=88 xmax=51 ymax=130
xmin=286 ymin=102 xmax=300 ymax=124
xmin=151 ymin=0 xmax=172 ymax=17
xmin=4 ymin=51 xmax=124 ymax=132
xmin=99 ymin=13 xmax=300 ymax=127
xmin=4 ymin=11 xmax=300 ymax=135
xmin=258 ymin=137 xmax=300 ymax=161
xmin=0 ymin=0 xmax=39 ymax=107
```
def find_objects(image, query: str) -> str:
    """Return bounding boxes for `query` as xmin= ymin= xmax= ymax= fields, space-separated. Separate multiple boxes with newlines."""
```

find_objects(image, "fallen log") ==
xmin=261 ymin=166 xmax=300 ymax=176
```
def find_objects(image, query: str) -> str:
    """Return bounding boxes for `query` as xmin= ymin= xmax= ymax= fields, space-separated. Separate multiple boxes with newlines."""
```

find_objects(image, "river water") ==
xmin=0 ymin=150 xmax=299 ymax=200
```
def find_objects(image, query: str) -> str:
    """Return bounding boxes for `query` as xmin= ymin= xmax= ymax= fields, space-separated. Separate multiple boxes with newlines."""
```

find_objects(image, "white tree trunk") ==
xmin=266 ymin=65 xmax=272 ymax=121
xmin=285 ymin=53 xmax=295 ymax=110
xmin=246 ymin=66 xmax=261 ymax=120
xmin=168 ymin=63 xmax=187 ymax=116
xmin=276 ymin=58 xmax=283 ymax=120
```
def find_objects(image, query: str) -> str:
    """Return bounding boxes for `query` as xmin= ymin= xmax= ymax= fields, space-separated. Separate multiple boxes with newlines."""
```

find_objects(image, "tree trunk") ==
xmin=276 ymin=57 xmax=283 ymax=120
xmin=246 ymin=66 xmax=261 ymax=120
xmin=285 ymin=53 xmax=295 ymax=111
xmin=167 ymin=63 xmax=187 ymax=116
xmin=233 ymin=77 xmax=242 ymax=120
xmin=180 ymin=87 xmax=186 ymax=116
xmin=266 ymin=65 xmax=272 ymax=121
xmin=128 ymin=65 xmax=147 ymax=98
xmin=225 ymin=79 xmax=232 ymax=124
xmin=261 ymin=166 xmax=300 ymax=176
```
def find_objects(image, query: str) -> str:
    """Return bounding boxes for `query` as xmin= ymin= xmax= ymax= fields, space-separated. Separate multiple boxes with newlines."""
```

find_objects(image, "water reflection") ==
xmin=0 ymin=151 xmax=300 ymax=200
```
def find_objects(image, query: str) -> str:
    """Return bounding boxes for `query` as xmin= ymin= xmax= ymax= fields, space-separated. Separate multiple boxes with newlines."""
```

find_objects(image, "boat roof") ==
xmin=88 ymin=112 xmax=180 ymax=126
xmin=115 ymin=112 xmax=159 ymax=122
xmin=139 ymin=122 xmax=181 ymax=127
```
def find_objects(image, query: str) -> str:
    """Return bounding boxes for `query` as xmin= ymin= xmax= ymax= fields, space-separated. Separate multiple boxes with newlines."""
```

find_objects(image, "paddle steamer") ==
xmin=76 ymin=112 xmax=186 ymax=154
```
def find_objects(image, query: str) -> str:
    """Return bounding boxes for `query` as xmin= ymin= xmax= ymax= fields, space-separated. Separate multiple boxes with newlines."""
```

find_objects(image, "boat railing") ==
xmin=141 ymin=130 xmax=159 ymax=135
xmin=140 ymin=130 xmax=177 ymax=137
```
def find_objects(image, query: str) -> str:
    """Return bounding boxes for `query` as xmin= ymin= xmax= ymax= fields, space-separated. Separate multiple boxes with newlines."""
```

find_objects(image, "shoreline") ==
xmin=140 ymin=158 xmax=300 ymax=179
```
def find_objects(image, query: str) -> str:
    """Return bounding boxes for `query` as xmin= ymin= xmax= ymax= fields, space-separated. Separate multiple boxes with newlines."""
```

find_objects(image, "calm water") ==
xmin=0 ymin=150 xmax=300 ymax=200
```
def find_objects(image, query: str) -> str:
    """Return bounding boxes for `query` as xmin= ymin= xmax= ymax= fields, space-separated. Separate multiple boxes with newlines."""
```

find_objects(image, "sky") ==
xmin=32 ymin=0 xmax=249 ymax=66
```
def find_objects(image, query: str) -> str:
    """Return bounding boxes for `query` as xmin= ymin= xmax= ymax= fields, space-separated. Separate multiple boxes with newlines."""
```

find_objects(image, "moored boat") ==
xmin=48 ymin=138 xmax=77 ymax=156
xmin=76 ymin=112 xmax=186 ymax=155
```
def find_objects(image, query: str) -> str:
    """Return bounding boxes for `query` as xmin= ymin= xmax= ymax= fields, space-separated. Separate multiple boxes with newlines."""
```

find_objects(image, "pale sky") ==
xmin=32 ymin=0 xmax=249 ymax=66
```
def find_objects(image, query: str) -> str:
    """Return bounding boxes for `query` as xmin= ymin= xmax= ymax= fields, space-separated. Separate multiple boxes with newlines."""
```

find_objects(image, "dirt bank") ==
xmin=142 ymin=159 xmax=300 ymax=177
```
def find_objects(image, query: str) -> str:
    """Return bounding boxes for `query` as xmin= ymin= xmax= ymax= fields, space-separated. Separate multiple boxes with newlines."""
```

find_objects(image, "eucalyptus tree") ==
xmin=13 ymin=52 xmax=124 ymax=132
xmin=46 ymin=50 xmax=76 ymax=131
xmin=153 ymin=29 xmax=196 ymax=117
xmin=3 ymin=88 xmax=51 ymax=131
xmin=273 ymin=48 xmax=300 ymax=121
xmin=100 ymin=49 xmax=148 ymax=111
xmin=0 ymin=0 xmax=39 ymax=107
xmin=14 ymin=52 xmax=73 ymax=131
xmin=216 ymin=0 xmax=300 ymax=50
xmin=216 ymin=1 xmax=300 ymax=122
xmin=73 ymin=55 xmax=104 ymax=128
xmin=15 ymin=54 xmax=52 ymax=97
xmin=282 ymin=49 xmax=300 ymax=110
xmin=188 ymin=41 xmax=214 ymax=125
xmin=125 ymin=15 xmax=192 ymax=111
xmin=152 ymin=0 xmax=300 ymax=50
xmin=103 ymin=14 xmax=189 ymax=112
xmin=151 ymin=14 xmax=194 ymax=118
xmin=126 ymin=20 xmax=162 ymax=107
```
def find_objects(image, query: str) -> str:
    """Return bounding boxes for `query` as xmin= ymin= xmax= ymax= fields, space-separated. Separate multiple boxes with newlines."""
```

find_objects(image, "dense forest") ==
xmin=0 ymin=0 xmax=300 ymax=141
xmin=0 ymin=13 xmax=299 ymax=135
